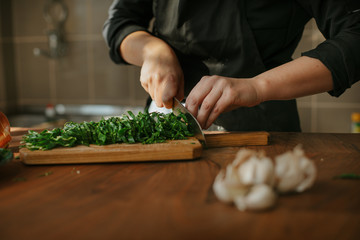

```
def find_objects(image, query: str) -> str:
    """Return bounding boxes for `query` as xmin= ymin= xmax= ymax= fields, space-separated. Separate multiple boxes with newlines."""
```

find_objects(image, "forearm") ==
xmin=254 ymin=56 xmax=333 ymax=102
xmin=120 ymin=31 xmax=175 ymax=66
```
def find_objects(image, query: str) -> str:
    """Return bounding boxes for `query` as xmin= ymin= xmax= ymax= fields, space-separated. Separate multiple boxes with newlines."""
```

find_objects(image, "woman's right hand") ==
xmin=120 ymin=31 xmax=184 ymax=109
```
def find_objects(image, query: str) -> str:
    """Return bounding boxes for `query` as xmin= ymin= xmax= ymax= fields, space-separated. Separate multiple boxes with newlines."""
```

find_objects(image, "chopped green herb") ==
xmin=333 ymin=173 xmax=360 ymax=180
xmin=21 ymin=110 xmax=194 ymax=150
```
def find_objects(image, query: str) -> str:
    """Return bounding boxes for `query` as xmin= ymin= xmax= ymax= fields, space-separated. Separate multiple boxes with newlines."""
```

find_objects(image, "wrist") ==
xmin=143 ymin=37 xmax=175 ymax=63
xmin=252 ymin=75 xmax=270 ymax=104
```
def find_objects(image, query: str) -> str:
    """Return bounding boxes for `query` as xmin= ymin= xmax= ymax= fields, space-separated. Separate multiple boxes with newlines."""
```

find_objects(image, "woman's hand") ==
xmin=185 ymin=76 xmax=261 ymax=129
xmin=120 ymin=31 xmax=184 ymax=109
xmin=185 ymin=56 xmax=333 ymax=129
xmin=140 ymin=41 xmax=184 ymax=108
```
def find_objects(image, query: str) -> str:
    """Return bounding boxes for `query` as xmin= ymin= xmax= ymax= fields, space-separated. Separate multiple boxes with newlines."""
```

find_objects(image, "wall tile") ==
xmin=12 ymin=0 xmax=46 ymax=37
xmin=55 ymin=41 xmax=89 ymax=102
xmin=63 ymin=0 xmax=89 ymax=35
xmin=92 ymin=40 xmax=131 ymax=103
xmin=129 ymin=66 xmax=149 ymax=105
xmin=15 ymin=42 xmax=51 ymax=100
xmin=317 ymin=82 xmax=360 ymax=103
xmin=90 ymin=0 xmax=114 ymax=35
xmin=298 ymin=107 xmax=312 ymax=132
xmin=0 ymin=0 xmax=12 ymax=39
xmin=316 ymin=108 xmax=356 ymax=133
xmin=297 ymin=95 xmax=312 ymax=103
xmin=0 ymin=45 xmax=5 ymax=104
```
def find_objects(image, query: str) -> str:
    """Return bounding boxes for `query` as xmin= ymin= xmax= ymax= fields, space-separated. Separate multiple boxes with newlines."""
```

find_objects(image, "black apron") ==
xmin=154 ymin=0 xmax=301 ymax=132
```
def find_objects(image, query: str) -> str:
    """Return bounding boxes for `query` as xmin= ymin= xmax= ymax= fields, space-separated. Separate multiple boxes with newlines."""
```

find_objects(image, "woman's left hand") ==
xmin=185 ymin=75 xmax=261 ymax=129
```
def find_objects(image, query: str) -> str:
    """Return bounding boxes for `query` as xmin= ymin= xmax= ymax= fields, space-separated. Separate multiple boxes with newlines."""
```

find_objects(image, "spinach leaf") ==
xmin=21 ymin=110 xmax=194 ymax=151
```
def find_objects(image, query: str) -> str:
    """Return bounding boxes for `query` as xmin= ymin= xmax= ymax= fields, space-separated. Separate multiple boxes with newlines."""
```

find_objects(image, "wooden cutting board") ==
xmin=20 ymin=131 xmax=269 ymax=165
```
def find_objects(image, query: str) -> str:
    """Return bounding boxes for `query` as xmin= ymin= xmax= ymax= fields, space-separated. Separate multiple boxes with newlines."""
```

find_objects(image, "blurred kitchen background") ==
xmin=0 ymin=0 xmax=359 ymax=132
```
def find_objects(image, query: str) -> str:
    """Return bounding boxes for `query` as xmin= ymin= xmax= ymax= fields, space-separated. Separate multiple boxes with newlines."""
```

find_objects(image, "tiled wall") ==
xmin=0 ymin=1 xmax=359 ymax=132
xmin=0 ymin=39 xmax=4 ymax=111
xmin=0 ymin=0 xmax=18 ymax=114
xmin=1 ymin=0 xmax=148 ymax=112
xmin=0 ymin=1 xmax=7 ymax=111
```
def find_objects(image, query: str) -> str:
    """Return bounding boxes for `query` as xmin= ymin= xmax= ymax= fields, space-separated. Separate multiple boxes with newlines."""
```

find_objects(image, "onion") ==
xmin=0 ymin=112 xmax=11 ymax=148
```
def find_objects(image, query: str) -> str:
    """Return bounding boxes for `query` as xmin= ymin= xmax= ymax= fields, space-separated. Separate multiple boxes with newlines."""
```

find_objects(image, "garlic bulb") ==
xmin=213 ymin=149 xmax=276 ymax=211
xmin=213 ymin=145 xmax=317 ymax=212
xmin=275 ymin=145 xmax=316 ymax=193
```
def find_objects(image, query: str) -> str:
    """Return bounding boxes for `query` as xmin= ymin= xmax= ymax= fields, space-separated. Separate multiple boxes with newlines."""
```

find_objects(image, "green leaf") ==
xmin=21 ymin=111 xmax=195 ymax=150
xmin=333 ymin=173 xmax=360 ymax=180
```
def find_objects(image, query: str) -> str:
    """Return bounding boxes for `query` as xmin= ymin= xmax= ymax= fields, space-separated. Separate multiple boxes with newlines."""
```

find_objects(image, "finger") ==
xmin=186 ymin=76 xmax=213 ymax=118
xmin=154 ymin=87 xmax=164 ymax=108
xmin=140 ymin=75 xmax=149 ymax=93
xmin=144 ymin=78 xmax=154 ymax=101
xmin=162 ymin=75 xmax=179 ymax=109
xmin=175 ymin=75 xmax=185 ymax=102
xmin=196 ymin=87 xmax=223 ymax=129
xmin=204 ymin=95 xmax=229 ymax=129
xmin=148 ymin=75 xmax=162 ymax=108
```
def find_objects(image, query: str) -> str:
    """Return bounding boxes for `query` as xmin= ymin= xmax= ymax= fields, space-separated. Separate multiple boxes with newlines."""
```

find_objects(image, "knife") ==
xmin=172 ymin=98 xmax=206 ymax=146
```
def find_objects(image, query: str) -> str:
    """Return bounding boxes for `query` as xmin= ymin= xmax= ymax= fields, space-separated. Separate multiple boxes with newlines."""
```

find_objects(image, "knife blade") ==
xmin=172 ymin=98 xmax=206 ymax=146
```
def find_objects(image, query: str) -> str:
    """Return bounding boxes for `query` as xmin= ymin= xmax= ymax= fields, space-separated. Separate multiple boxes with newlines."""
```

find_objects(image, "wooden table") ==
xmin=1 ymin=128 xmax=360 ymax=240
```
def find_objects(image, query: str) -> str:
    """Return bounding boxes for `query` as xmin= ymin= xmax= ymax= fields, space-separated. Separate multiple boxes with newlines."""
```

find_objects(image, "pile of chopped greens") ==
xmin=21 ymin=111 xmax=194 ymax=151
xmin=0 ymin=148 xmax=13 ymax=165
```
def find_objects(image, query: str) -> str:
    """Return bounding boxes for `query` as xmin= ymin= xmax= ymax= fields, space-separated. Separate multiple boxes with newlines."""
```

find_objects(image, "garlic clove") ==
xmin=295 ymin=156 xmax=317 ymax=192
xmin=225 ymin=164 xmax=241 ymax=186
xmin=238 ymin=156 xmax=257 ymax=185
xmin=236 ymin=152 xmax=275 ymax=186
xmin=234 ymin=184 xmax=277 ymax=211
xmin=233 ymin=149 xmax=256 ymax=167
xmin=275 ymin=152 xmax=303 ymax=192
xmin=275 ymin=145 xmax=316 ymax=193
xmin=213 ymin=170 xmax=248 ymax=203
xmin=254 ymin=156 xmax=275 ymax=186
xmin=213 ymin=170 xmax=233 ymax=203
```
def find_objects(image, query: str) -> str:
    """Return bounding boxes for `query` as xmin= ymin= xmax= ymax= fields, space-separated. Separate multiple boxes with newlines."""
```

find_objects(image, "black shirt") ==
xmin=103 ymin=0 xmax=360 ymax=131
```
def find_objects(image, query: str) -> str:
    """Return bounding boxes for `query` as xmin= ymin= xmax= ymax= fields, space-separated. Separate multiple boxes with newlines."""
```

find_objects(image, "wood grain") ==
xmin=2 ymin=130 xmax=359 ymax=240
xmin=19 ymin=131 xmax=269 ymax=165
xmin=20 ymin=138 xmax=203 ymax=164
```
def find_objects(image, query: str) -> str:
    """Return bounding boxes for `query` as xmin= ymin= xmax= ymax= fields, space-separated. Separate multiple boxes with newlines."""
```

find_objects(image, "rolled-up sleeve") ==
xmin=298 ymin=0 xmax=360 ymax=97
xmin=103 ymin=0 xmax=153 ymax=64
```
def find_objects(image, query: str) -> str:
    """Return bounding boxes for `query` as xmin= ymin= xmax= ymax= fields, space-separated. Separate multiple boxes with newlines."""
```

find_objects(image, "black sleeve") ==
xmin=103 ymin=0 xmax=153 ymax=64
xmin=297 ymin=0 xmax=360 ymax=97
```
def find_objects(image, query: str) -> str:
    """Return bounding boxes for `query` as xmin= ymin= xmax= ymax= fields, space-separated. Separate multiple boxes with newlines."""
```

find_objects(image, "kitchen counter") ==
xmin=1 ymin=128 xmax=360 ymax=240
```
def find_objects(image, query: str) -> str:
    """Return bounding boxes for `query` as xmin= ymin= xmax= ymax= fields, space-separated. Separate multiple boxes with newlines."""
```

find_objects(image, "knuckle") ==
xmin=217 ymin=77 xmax=228 ymax=87
xmin=186 ymin=96 xmax=196 ymax=105
xmin=153 ymin=73 xmax=161 ymax=82
xmin=212 ymin=106 xmax=222 ymax=114
xmin=226 ymin=87 xmax=237 ymax=98
xmin=201 ymin=100 xmax=212 ymax=111
xmin=166 ymin=73 xmax=177 ymax=83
